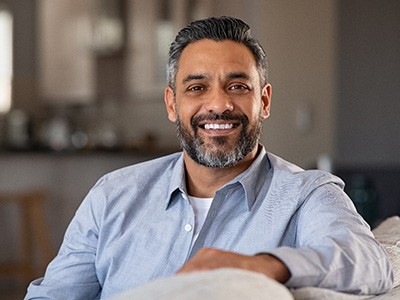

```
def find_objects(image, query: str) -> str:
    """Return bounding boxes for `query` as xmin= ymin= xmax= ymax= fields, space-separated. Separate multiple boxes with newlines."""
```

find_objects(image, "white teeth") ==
xmin=204 ymin=123 xmax=233 ymax=130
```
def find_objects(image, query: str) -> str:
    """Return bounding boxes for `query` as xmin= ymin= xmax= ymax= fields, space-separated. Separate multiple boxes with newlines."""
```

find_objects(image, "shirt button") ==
xmin=184 ymin=224 xmax=192 ymax=232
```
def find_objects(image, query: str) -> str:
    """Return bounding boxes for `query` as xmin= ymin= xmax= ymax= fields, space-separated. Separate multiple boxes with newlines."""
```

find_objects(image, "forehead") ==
xmin=177 ymin=39 xmax=259 ymax=81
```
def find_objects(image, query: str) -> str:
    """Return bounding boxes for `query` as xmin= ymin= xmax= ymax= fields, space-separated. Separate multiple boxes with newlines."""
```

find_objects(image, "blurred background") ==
xmin=0 ymin=0 xmax=399 ymax=298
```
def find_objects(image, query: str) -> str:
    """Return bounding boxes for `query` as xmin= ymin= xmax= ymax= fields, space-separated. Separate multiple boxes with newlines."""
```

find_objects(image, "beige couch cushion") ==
xmin=372 ymin=216 xmax=400 ymax=288
xmin=110 ymin=268 xmax=293 ymax=300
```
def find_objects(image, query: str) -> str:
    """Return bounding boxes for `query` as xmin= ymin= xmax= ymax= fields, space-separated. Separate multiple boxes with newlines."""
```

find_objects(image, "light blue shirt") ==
xmin=25 ymin=146 xmax=393 ymax=299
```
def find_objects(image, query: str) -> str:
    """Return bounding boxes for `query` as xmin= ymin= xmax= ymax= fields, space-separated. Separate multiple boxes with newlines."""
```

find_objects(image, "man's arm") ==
xmin=25 ymin=190 xmax=102 ymax=299
xmin=270 ymin=182 xmax=393 ymax=294
xmin=178 ymin=248 xmax=290 ymax=283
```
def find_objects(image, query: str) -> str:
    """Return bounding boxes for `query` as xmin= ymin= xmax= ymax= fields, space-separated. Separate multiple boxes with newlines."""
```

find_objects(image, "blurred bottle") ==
xmin=317 ymin=153 xmax=333 ymax=173
xmin=44 ymin=108 xmax=71 ymax=151
xmin=5 ymin=109 xmax=31 ymax=149
xmin=96 ymin=100 xmax=120 ymax=150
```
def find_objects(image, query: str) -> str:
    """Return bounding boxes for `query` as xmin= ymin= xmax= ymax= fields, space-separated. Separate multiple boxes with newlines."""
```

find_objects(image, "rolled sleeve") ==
xmin=269 ymin=183 xmax=393 ymax=294
xmin=25 ymin=278 xmax=100 ymax=300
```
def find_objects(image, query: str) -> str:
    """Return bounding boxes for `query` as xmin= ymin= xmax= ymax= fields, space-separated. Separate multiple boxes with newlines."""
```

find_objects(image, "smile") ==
xmin=203 ymin=123 xmax=234 ymax=130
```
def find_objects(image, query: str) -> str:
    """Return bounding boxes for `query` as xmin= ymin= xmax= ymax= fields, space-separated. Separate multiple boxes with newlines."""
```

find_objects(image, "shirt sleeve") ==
xmin=268 ymin=182 xmax=394 ymax=295
xmin=25 ymin=186 xmax=103 ymax=300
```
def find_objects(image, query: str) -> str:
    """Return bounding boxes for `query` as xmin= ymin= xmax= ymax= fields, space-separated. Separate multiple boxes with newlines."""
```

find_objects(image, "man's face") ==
xmin=165 ymin=39 xmax=271 ymax=168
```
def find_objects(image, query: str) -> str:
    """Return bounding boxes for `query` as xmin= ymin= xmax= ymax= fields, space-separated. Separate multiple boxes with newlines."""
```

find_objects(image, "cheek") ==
xmin=238 ymin=102 xmax=260 ymax=120
xmin=177 ymin=103 xmax=200 ymax=124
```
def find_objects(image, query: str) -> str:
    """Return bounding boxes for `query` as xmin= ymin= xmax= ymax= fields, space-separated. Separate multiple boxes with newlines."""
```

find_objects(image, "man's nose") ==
xmin=204 ymin=89 xmax=234 ymax=113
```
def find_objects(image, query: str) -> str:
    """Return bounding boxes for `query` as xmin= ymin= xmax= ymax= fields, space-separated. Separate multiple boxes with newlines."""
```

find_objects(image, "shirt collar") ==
xmin=165 ymin=145 xmax=271 ymax=210
xmin=229 ymin=145 xmax=271 ymax=210
xmin=165 ymin=152 xmax=186 ymax=209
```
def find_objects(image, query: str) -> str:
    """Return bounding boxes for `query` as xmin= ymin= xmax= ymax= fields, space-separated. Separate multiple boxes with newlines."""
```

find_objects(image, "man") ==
xmin=25 ymin=16 xmax=393 ymax=299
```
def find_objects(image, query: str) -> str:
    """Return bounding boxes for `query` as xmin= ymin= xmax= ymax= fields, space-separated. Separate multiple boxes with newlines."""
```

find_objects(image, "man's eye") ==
xmin=229 ymin=84 xmax=250 ymax=91
xmin=187 ymin=85 xmax=204 ymax=92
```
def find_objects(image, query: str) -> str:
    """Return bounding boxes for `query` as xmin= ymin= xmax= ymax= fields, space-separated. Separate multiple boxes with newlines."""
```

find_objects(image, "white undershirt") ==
xmin=188 ymin=196 xmax=213 ymax=248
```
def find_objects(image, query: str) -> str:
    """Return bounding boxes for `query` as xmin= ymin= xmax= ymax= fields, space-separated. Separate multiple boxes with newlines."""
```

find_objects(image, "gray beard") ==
xmin=175 ymin=112 xmax=263 ymax=168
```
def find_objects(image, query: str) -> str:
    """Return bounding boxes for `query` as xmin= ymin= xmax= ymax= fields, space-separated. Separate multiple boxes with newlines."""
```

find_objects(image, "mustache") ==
xmin=191 ymin=112 xmax=249 ymax=127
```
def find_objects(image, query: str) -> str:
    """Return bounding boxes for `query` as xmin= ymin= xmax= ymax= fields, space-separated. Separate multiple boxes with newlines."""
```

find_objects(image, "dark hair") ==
xmin=167 ymin=16 xmax=268 ymax=92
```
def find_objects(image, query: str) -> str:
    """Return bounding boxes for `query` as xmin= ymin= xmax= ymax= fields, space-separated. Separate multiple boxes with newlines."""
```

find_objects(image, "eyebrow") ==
xmin=182 ymin=74 xmax=207 ymax=84
xmin=226 ymin=72 xmax=252 ymax=81
xmin=182 ymin=72 xmax=252 ymax=84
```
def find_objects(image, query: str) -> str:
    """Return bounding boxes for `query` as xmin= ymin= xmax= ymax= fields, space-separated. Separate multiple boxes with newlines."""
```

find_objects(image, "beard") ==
xmin=175 ymin=111 xmax=263 ymax=168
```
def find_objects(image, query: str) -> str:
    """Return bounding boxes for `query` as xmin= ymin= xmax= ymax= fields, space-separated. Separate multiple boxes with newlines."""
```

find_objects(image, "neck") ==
xmin=183 ymin=146 xmax=259 ymax=198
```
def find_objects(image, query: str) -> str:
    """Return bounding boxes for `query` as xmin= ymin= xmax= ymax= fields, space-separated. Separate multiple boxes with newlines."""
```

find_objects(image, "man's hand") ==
xmin=177 ymin=248 xmax=290 ymax=283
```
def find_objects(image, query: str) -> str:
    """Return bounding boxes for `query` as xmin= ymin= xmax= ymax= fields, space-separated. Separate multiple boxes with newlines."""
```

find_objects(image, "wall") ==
xmin=336 ymin=0 xmax=400 ymax=166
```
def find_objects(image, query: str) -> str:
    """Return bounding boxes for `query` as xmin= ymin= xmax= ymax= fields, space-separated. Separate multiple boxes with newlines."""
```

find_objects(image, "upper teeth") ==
xmin=204 ymin=124 xmax=233 ymax=130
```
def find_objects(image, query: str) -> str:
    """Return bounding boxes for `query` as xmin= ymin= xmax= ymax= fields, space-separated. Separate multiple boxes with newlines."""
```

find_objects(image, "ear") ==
xmin=260 ymin=84 xmax=272 ymax=119
xmin=164 ymin=86 xmax=177 ymax=122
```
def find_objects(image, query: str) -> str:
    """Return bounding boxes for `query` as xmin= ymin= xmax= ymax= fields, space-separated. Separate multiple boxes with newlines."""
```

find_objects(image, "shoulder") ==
xmin=79 ymin=152 xmax=183 ymax=214
xmin=267 ymin=152 xmax=345 ymax=193
xmin=264 ymin=152 xmax=351 ymax=222
xmin=94 ymin=152 xmax=183 ymax=189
